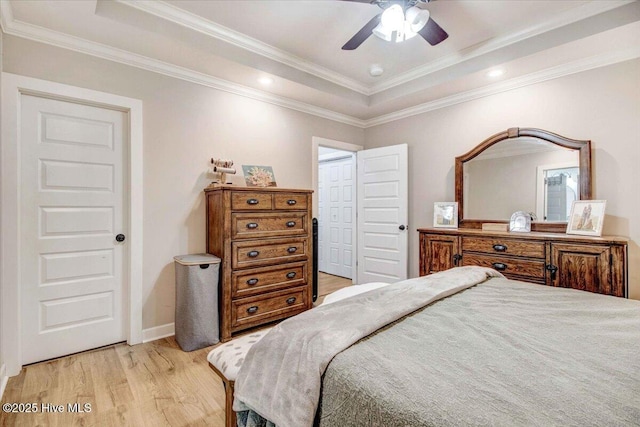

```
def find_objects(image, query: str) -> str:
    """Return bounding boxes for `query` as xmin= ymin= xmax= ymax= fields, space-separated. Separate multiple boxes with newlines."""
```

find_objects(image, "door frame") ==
xmin=312 ymin=137 xmax=362 ymax=284
xmin=1 ymin=73 xmax=143 ymax=376
xmin=535 ymin=161 xmax=579 ymax=221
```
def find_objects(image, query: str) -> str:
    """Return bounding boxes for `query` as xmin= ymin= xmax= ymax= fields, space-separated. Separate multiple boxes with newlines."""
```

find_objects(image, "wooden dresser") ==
xmin=418 ymin=228 xmax=628 ymax=297
xmin=205 ymin=186 xmax=313 ymax=342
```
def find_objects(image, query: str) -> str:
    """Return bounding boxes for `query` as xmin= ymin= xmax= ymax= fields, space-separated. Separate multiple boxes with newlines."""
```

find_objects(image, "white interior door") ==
xmin=20 ymin=94 xmax=127 ymax=364
xmin=357 ymin=144 xmax=408 ymax=284
xmin=318 ymin=155 xmax=355 ymax=279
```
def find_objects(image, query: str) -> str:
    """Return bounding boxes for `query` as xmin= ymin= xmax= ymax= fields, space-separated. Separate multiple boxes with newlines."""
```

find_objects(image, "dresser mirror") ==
xmin=455 ymin=128 xmax=591 ymax=232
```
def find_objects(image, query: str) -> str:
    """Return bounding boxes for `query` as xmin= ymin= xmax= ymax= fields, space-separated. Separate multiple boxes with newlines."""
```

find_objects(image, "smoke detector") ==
xmin=369 ymin=64 xmax=384 ymax=77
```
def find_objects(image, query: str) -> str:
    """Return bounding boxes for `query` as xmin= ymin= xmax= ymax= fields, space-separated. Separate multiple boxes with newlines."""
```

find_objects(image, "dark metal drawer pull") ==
xmin=246 ymin=278 xmax=259 ymax=286
xmin=492 ymin=262 xmax=507 ymax=271
xmin=286 ymin=297 xmax=296 ymax=305
xmin=286 ymin=221 xmax=296 ymax=228
xmin=247 ymin=306 xmax=258 ymax=314
xmin=287 ymin=247 xmax=298 ymax=254
xmin=493 ymin=244 xmax=507 ymax=252
xmin=286 ymin=272 xmax=297 ymax=279
xmin=247 ymin=222 xmax=259 ymax=229
xmin=287 ymin=199 xmax=297 ymax=205
xmin=247 ymin=199 xmax=259 ymax=205
xmin=247 ymin=251 xmax=260 ymax=258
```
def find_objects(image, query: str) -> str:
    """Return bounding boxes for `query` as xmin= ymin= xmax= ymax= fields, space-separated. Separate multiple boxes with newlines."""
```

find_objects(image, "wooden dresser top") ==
xmin=417 ymin=227 xmax=628 ymax=245
xmin=204 ymin=185 xmax=313 ymax=194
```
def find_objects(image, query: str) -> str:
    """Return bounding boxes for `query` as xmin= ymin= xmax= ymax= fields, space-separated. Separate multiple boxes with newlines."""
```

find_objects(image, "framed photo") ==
xmin=566 ymin=200 xmax=606 ymax=236
xmin=242 ymin=165 xmax=277 ymax=187
xmin=433 ymin=202 xmax=458 ymax=228
xmin=509 ymin=211 xmax=532 ymax=233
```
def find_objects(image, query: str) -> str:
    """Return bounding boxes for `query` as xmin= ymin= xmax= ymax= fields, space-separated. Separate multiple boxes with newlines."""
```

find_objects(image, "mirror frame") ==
xmin=455 ymin=127 xmax=592 ymax=233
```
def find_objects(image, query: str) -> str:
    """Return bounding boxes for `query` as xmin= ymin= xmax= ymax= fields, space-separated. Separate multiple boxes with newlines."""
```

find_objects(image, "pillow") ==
xmin=321 ymin=282 xmax=391 ymax=305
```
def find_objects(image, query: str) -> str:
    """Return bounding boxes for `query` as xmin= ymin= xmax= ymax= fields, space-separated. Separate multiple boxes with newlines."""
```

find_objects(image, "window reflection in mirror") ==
xmin=463 ymin=137 xmax=579 ymax=222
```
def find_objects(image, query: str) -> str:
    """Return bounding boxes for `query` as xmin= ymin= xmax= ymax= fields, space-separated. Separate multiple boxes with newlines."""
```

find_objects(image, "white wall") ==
xmin=1 ymin=35 xmax=365 ymax=331
xmin=364 ymin=59 xmax=640 ymax=299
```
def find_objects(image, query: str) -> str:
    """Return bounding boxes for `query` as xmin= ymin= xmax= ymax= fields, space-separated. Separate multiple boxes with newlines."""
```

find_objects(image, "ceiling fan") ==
xmin=341 ymin=0 xmax=448 ymax=50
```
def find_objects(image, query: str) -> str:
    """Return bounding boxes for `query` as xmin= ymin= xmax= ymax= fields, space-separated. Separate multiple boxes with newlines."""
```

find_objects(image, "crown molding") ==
xmin=117 ymin=0 xmax=371 ymax=96
xmin=369 ymin=0 xmax=634 ymax=94
xmin=363 ymin=46 xmax=640 ymax=128
xmin=2 ymin=0 xmax=638 ymax=130
xmin=0 ymin=0 xmax=13 ymax=31
xmin=0 ymin=6 xmax=367 ymax=128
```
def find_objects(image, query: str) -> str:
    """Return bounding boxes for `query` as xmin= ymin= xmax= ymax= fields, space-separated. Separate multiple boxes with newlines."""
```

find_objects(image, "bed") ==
xmin=231 ymin=267 xmax=640 ymax=427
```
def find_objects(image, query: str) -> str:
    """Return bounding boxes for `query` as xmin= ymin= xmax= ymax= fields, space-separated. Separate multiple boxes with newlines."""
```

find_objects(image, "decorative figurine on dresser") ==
xmin=418 ymin=128 xmax=628 ymax=298
xmin=205 ymin=185 xmax=313 ymax=342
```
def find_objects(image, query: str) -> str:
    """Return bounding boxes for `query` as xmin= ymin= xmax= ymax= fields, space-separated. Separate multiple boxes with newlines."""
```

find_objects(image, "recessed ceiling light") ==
xmin=258 ymin=77 xmax=274 ymax=86
xmin=487 ymin=69 xmax=505 ymax=78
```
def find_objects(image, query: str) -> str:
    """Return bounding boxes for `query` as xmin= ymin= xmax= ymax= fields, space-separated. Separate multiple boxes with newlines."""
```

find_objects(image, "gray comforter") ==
xmin=317 ymin=277 xmax=640 ymax=426
xmin=234 ymin=267 xmax=503 ymax=427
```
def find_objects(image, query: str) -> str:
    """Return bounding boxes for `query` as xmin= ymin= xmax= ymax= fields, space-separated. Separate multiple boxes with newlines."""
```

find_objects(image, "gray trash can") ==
xmin=174 ymin=254 xmax=221 ymax=351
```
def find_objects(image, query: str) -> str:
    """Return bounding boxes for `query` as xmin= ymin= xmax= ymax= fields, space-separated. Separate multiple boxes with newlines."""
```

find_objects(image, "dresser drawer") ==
xmin=274 ymin=193 xmax=308 ymax=210
xmin=231 ymin=192 xmax=273 ymax=210
xmin=462 ymin=236 xmax=545 ymax=259
xmin=232 ymin=262 xmax=307 ymax=298
xmin=232 ymin=237 xmax=308 ymax=269
xmin=231 ymin=212 xmax=308 ymax=239
xmin=462 ymin=253 xmax=546 ymax=281
xmin=232 ymin=286 xmax=308 ymax=329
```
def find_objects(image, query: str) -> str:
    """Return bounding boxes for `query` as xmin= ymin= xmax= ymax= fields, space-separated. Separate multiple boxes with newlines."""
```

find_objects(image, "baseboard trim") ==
xmin=0 ymin=363 xmax=8 ymax=400
xmin=142 ymin=323 xmax=175 ymax=343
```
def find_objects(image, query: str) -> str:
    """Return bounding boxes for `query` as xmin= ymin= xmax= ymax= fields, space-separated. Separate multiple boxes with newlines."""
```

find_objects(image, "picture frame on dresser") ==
xmin=566 ymin=200 xmax=606 ymax=236
xmin=433 ymin=202 xmax=458 ymax=228
xmin=242 ymin=165 xmax=277 ymax=187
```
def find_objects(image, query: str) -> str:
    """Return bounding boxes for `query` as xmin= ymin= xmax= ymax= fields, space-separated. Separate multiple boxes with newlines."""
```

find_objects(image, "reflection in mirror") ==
xmin=463 ymin=137 xmax=579 ymax=222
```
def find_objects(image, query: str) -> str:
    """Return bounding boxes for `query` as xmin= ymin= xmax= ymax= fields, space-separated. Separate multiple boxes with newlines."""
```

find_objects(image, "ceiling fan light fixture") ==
xmin=403 ymin=21 xmax=418 ymax=41
xmin=406 ymin=6 xmax=430 ymax=33
xmin=380 ymin=4 xmax=404 ymax=32
xmin=372 ymin=23 xmax=393 ymax=42
xmin=374 ymin=4 xmax=429 ymax=43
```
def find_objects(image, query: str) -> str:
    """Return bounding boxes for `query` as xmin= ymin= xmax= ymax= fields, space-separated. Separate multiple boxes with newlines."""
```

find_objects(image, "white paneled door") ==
xmin=20 ymin=94 xmax=127 ymax=364
xmin=318 ymin=156 xmax=355 ymax=279
xmin=357 ymin=144 xmax=408 ymax=284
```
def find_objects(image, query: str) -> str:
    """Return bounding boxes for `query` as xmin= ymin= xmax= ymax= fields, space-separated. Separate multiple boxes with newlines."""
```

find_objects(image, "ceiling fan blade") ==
xmin=418 ymin=17 xmax=448 ymax=46
xmin=342 ymin=14 xmax=381 ymax=50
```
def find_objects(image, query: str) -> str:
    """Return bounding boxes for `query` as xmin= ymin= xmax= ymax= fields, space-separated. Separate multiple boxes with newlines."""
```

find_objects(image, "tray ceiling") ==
xmin=2 ymin=0 xmax=639 ymax=127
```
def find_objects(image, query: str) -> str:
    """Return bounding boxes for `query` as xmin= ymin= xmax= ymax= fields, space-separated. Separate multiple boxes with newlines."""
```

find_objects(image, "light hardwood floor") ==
xmin=0 ymin=273 xmax=351 ymax=427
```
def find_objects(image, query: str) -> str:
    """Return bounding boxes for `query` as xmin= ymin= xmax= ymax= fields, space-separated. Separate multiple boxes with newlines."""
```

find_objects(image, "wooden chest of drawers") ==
xmin=205 ymin=186 xmax=313 ymax=341
xmin=418 ymin=228 xmax=628 ymax=297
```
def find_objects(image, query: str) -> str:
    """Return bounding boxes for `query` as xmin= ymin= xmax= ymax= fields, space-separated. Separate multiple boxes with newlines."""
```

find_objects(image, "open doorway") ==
xmin=311 ymin=138 xmax=409 ymax=287
xmin=318 ymin=147 xmax=356 ymax=280
xmin=536 ymin=163 xmax=579 ymax=221
xmin=312 ymin=137 xmax=363 ymax=285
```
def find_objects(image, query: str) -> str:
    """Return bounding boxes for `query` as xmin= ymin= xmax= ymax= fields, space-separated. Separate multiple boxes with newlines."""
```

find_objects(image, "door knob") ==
xmin=399 ymin=225 xmax=406 ymax=231
xmin=115 ymin=234 xmax=126 ymax=242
